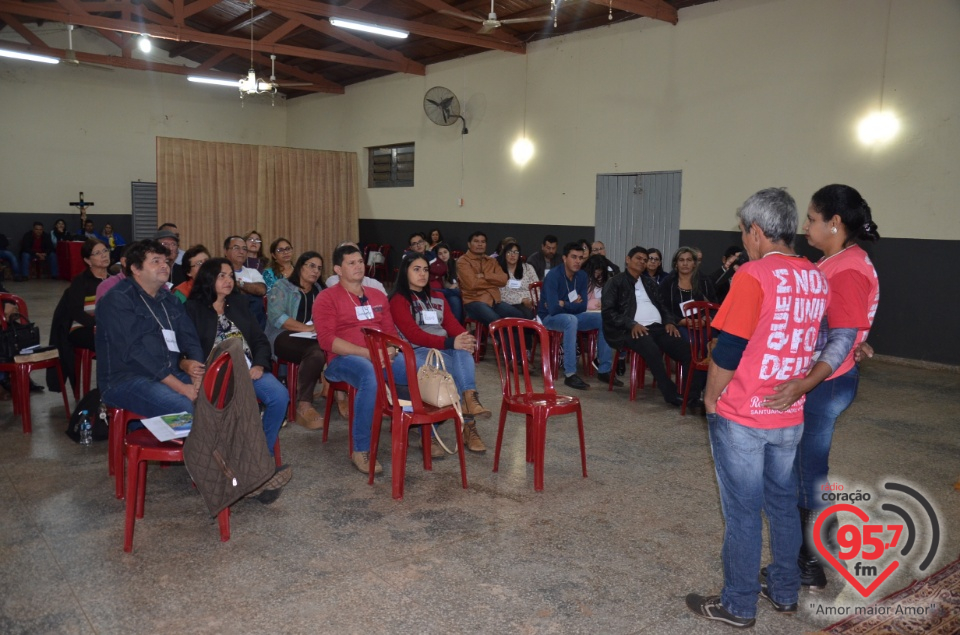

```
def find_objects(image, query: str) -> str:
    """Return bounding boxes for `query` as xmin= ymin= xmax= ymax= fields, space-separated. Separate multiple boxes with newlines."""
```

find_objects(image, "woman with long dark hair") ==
xmin=583 ymin=254 xmax=613 ymax=311
xmin=658 ymin=246 xmax=717 ymax=331
xmin=496 ymin=241 xmax=538 ymax=318
xmin=643 ymin=248 xmax=667 ymax=285
xmin=172 ymin=245 xmax=210 ymax=302
xmin=265 ymin=251 xmax=328 ymax=429
xmin=429 ymin=242 xmax=463 ymax=323
xmin=389 ymin=252 xmax=490 ymax=454
xmin=263 ymin=237 xmax=295 ymax=291
xmin=763 ymin=184 xmax=881 ymax=590
xmin=185 ymin=258 xmax=288 ymax=455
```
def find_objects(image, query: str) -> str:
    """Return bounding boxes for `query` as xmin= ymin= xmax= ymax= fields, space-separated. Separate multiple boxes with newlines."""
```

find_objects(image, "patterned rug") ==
xmin=819 ymin=554 xmax=960 ymax=634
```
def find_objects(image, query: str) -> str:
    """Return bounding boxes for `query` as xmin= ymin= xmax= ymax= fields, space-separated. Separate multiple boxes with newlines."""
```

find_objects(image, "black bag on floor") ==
xmin=0 ymin=320 xmax=41 ymax=362
xmin=65 ymin=389 xmax=109 ymax=443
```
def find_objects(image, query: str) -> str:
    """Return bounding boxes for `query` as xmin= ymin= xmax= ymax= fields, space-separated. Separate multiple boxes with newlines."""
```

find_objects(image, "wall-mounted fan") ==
xmin=423 ymin=86 xmax=468 ymax=134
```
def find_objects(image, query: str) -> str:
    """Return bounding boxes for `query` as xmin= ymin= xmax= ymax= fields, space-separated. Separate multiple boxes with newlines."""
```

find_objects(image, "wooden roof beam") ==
xmin=0 ymin=1 xmax=428 ymax=74
xmin=587 ymin=0 xmax=678 ymax=25
xmin=257 ymin=0 xmax=525 ymax=54
xmin=269 ymin=7 xmax=424 ymax=68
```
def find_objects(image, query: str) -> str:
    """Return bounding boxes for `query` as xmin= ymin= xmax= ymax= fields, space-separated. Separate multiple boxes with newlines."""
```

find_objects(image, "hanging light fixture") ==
xmin=857 ymin=0 xmax=899 ymax=146
xmin=511 ymin=55 xmax=534 ymax=166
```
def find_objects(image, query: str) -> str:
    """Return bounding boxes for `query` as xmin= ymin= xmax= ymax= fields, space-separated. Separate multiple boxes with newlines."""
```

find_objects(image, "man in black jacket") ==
xmin=19 ymin=222 xmax=55 ymax=280
xmin=601 ymin=246 xmax=702 ymax=409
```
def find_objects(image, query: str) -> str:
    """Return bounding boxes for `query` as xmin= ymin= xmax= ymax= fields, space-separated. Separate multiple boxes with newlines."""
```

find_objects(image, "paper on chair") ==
xmin=141 ymin=412 xmax=193 ymax=441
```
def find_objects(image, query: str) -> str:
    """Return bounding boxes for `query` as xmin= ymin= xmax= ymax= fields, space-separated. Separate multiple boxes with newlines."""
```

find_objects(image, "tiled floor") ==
xmin=2 ymin=277 xmax=959 ymax=634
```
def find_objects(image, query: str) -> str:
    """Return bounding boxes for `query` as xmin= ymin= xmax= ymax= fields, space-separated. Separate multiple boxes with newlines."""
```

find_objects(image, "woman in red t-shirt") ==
xmin=766 ymin=183 xmax=881 ymax=590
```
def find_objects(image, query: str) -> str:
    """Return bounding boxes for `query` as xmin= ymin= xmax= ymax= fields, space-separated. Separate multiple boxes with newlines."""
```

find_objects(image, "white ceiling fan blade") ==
xmin=437 ymin=10 xmax=486 ymax=24
xmin=501 ymin=15 xmax=552 ymax=25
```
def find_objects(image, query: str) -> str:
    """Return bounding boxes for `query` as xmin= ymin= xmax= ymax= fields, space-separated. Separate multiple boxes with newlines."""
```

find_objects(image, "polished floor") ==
xmin=2 ymin=277 xmax=958 ymax=634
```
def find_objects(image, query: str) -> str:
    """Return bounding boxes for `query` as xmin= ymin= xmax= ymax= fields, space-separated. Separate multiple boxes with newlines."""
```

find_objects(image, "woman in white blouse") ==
xmin=496 ymin=241 xmax=539 ymax=319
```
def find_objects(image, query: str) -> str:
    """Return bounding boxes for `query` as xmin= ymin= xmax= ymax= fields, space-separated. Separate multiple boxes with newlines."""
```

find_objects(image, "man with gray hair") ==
xmin=686 ymin=188 xmax=830 ymax=628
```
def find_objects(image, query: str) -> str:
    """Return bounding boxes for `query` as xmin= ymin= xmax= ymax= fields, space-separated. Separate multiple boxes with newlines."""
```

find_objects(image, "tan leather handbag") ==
xmin=417 ymin=348 xmax=458 ymax=408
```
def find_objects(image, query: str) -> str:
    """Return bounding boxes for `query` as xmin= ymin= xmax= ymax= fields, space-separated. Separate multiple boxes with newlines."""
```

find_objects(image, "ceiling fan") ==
xmin=442 ymin=0 xmax=552 ymax=34
xmin=60 ymin=24 xmax=113 ymax=71
xmin=190 ymin=1 xmax=312 ymax=104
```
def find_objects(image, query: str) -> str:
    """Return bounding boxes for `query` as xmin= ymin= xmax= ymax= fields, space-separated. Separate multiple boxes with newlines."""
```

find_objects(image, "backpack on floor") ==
xmin=65 ymin=389 xmax=109 ymax=443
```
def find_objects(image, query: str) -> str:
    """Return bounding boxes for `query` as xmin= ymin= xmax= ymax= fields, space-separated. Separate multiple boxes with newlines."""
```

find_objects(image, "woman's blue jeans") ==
xmin=414 ymin=347 xmax=476 ymax=394
xmin=795 ymin=366 xmax=860 ymax=509
xmin=708 ymin=413 xmax=803 ymax=619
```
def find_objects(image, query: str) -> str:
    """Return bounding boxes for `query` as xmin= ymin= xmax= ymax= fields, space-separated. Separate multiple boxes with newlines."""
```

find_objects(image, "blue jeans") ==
xmin=708 ymin=413 xmax=803 ymax=619
xmin=439 ymin=288 xmax=464 ymax=323
xmin=102 ymin=371 xmax=196 ymax=419
xmin=541 ymin=311 xmax=612 ymax=375
xmin=414 ymin=347 xmax=476 ymax=394
xmin=323 ymin=353 xmax=408 ymax=453
xmin=0 ymin=250 xmax=20 ymax=277
xmin=253 ymin=372 xmax=289 ymax=456
xmin=464 ymin=301 xmax=524 ymax=325
xmin=795 ymin=366 xmax=859 ymax=509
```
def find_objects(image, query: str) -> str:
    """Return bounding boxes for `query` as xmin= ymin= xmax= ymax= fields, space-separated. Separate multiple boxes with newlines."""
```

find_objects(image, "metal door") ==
xmin=594 ymin=171 xmax=682 ymax=272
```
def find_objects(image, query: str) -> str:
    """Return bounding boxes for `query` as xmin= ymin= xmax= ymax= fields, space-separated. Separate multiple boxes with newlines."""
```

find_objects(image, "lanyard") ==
xmin=139 ymin=294 xmax=173 ymax=331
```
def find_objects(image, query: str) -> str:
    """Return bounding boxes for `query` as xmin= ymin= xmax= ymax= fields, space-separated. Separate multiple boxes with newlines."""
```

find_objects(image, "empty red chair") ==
xmin=362 ymin=327 xmax=467 ymax=500
xmin=488 ymin=318 xmax=587 ymax=492
xmin=73 ymin=345 xmax=95 ymax=400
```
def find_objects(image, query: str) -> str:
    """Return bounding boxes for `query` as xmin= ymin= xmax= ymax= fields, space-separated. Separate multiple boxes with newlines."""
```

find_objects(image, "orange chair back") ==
xmin=489 ymin=318 xmax=556 ymax=397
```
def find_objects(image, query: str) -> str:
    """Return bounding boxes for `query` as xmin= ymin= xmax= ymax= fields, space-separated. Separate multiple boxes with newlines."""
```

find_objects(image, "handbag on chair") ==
xmin=416 ymin=348 xmax=462 ymax=455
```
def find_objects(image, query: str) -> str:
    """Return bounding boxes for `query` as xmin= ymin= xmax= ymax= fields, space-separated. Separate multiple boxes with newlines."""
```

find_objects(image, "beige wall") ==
xmin=0 ymin=23 xmax=286 ymax=218
xmin=286 ymin=0 xmax=960 ymax=240
xmin=2 ymin=0 xmax=957 ymax=240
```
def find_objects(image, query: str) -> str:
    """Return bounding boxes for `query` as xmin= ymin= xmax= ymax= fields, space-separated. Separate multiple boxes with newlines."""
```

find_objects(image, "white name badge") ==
xmin=508 ymin=279 xmax=522 ymax=289
xmin=161 ymin=329 xmax=180 ymax=353
xmin=355 ymin=305 xmax=375 ymax=320
xmin=422 ymin=310 xmax=439 ymax=324
xmin=568 ymin=290 xmax=579 ymax=303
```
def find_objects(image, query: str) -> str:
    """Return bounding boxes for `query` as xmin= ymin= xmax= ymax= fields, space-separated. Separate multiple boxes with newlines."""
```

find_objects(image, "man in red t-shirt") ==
xmin=686 ymin=188 xmax=829 ymax=629
xmin=314 ymin=243 xmax=406 ymax=476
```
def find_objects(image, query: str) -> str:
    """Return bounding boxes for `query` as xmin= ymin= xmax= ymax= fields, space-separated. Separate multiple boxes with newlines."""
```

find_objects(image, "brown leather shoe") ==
xmin=295 ymin=404 xmax=324 ymax=430
xmin=462 ymin=390 xmax=492 ymax=420
xmin=336 ymin=391 xmax=350 ymax=419
xmin=352 ymin=451 xmax=383 ymax=475
xmin=418 ymin=427 xmax=445 ymax=459
xmin=462 ymin=419 xmax=486 ymax=453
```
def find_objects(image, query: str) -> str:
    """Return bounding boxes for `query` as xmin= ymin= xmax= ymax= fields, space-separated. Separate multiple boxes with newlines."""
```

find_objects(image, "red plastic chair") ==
xmin=73 ymin=346 xmax=95 ymax=400
xmin=528 ymin=282 xmax=563 ymax=377
xmin=463 ymin=317 xmax=488 ymax=362
xmin=322 ymin=380 xmax=356 ymax=456
xmin=362 ymin=327 xmax=468 ymax=500
xmin=578 ymin=330 xmax=598 ymax=376
xmin=0 ymin=293 xmax=71 ymax=433
xmin=122 ymin=352 xmax=234 ymax=552
xmin=608 ymin=348 xmax=648 ymax=400
xmin=681 ymin=301 xmax=720 ymax=415
xmin=489 ymin=318 xmax=587 ymax=492
xmin=272 ymin=358 xmax=299 ymax=421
